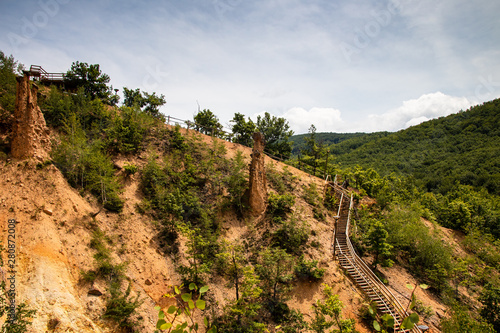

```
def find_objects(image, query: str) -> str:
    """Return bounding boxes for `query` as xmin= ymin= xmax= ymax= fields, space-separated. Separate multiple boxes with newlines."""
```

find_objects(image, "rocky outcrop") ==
xmin=246 ymin=132 xmax=268 ymax=216
xmin=11 ymin=74 xmax=50 ymax=160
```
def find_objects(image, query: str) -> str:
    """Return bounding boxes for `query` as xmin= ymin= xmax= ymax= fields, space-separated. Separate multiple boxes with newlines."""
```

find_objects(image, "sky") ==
xmin=1 ymin=0 xmax=500 ymax=134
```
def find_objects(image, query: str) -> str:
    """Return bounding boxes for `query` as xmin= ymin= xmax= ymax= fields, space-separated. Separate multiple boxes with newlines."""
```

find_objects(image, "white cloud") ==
xmin=273 ymin=92 xmax=476 ymax=134
xmin=283 ymin=107 xmax=345 ymax=134
xmin=361 ymin=92 xmax=476 ymax=132
xmin=1 ymin=0 xmax=499 ymax=135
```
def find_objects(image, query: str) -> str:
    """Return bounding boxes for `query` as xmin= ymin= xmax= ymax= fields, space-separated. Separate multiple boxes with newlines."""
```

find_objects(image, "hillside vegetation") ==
xmin=1 ymin=52 xmax=500 ymax=333
xmin=329 ymin=101 xmax=500 ymax=196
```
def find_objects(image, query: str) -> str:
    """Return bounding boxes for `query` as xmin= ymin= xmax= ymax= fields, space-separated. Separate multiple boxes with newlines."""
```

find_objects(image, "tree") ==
xmin=230 ymin=112 xmax=256 ymax=147
xmin=0 ymin=52 xmax=23 ymax=117
xmin=65 ymin=61 xmax=118 ymax=105
xmin=256 ymin=112 xmax=294 ymax=159
xmin=311 ymin=284 xmax=355 ymax=333
xmin=194 ymin=109 xmax=224 ymax=138
xmin=301 ymin=124 xmax=329 ymax=177
xmin=256 ymin=248 xmax=294 ymax=302
xmin=123 ymin=87 xmax=166 ymax=120
xmin=177 ymin=225 xmax=211 ymax=286
xmin=367 ymin=221 xmax=394 ymax=269
xmin=224 ymin=151 xmax=249 ymax=215
xmin=215 ymin=266 xmax=266 ymax=332
xmin=215 ymin=241 xmax=246 ymax=301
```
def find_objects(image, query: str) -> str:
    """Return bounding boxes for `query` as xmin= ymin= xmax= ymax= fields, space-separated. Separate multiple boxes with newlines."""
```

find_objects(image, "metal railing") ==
xmin=328 ymin=177 xmax=421 ymax=333
xmin=28 ymin=65 xmax=66 ymax=82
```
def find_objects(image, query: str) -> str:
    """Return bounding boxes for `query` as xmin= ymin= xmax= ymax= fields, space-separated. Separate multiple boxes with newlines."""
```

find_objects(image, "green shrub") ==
xmin=123 ymin=163 xmax=138 ymax=175
xmin=273 ymin=217 xmax=309 ymax=254
xmin=103 ymin=282 xmax=142 ymax=330
xmin=267 ymin=193 xmax=295 ymax=217
xmin=441 ymin=305 xmax=495 ymax=333
xmin=266 ymin=164 xmax=297 ymax=194
xmin=105 ymin=106 xmax=152 ymax=154
xmin=302 ymin=183 xmax=320 ymax=207
xmin=294 ymin=255 xmax=325 ymax=281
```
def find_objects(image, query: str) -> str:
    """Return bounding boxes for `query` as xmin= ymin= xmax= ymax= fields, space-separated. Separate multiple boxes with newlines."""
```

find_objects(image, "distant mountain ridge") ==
xmin=292 ymin=99 xmax=500 ymax=195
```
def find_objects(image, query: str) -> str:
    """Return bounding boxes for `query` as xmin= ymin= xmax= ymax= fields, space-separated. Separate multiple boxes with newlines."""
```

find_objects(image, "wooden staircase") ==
xmin=326 ymin=176 xmax=421 ymax=333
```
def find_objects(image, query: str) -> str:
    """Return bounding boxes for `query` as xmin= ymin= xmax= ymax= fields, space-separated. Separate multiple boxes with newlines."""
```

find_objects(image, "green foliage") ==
xmin=300 ymin=124 xmax=330 ymax=177
xmin=177 ymin=225 xmax=213 ymax=286
xmin=224 ymin=151 xmax=248 ymax=215
xmin=291 ymin=132 xmax=373 ymax=156
xmin=479 ymin=283 xmax=500 ymax=331
xmin=81 ymin=228 xmax=125 ymax=283
xmin=441 ymin=304 xmax=495 ymax=333
xmin=123 ymin=87 xmax=166 ymax=120
xmin=214 ymin=267 xmax=265 ymax=333
xmin=65 ymin=61 xmax=118 ymax=105
xmin=267 ymin=193 xmax=295 ymax=218
xmin=256 ymin=112 xmax=294 ymax=159
xmin=154 ymin=284 xmax=215 ymax=333
xmin=294 ymin=255 xmax=325 ymax=281
xmin=103 ymin=282 xmax=143 ymax=330
xmin=302 ymin=183 xmax=321 ymax=207
xmin=355 ymin=203 xmax=454 ymax=291
xmin=275 ymin=308 xmax=309 ymax=333
xmin=311 ymin=284 xmax=356 ymax=333
xmin=194 ymin=109 xmax=224 ymax=138
xmin=462 ymin=229 xmax=500 ymax=268
xmin=123 ymin=163 xmax=138 ymax=176
xmin=256 ymin=248 xmax=295 ymax=302
xmin=52 ymin=115 xmax=124 ymax=212
xmin=326 ymin=100 xmax=500 ymax=195
xmin=367 ymin=220 xmax=394 ymax=269
xmin=266 ymin=164 xmax=297 ymax=194
xmin=230 ymin=113 xmax=256 ymax=147
xmin=0 ymin=51 xmax=22 ymax=127
xmin=79 ymin=228 xmax=142 ymax=330
xmin=272 ymin=217 xmax=309 ymax=255
xmin=214 ymin=241 xmax=246 ymax=300
xmin=105 ymin=106 xmax=153 ymax=153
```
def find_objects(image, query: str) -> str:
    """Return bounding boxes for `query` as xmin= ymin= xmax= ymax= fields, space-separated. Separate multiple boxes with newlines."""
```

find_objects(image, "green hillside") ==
xmin=290 ymin=132 xmax=387 ymax=155
xmin=329 ymin=100 xmax=500 ymax=195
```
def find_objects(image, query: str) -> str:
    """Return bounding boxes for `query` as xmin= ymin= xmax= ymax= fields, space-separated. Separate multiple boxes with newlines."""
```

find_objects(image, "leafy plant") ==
xmin=154 ymin=283 xmax=216 ymax=333
xmin=367 ymin=220 xmax=394 ymax=269
xmin=123 ymin=87 xmax=166 ymax=120
xmin=310 ymin=284 xmax=356 ymax=333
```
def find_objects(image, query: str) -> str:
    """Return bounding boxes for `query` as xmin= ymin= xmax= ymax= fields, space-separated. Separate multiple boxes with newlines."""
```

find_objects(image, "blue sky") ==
xmin=1 ymin=0 xmax=499 ymax=134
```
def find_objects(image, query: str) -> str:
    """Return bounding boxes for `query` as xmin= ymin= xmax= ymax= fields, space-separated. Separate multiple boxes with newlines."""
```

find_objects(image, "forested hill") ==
xmin=315 ymin=99 xmax=500 ymax=195
xmin=290 ymin=132 xmax=389 ymax=155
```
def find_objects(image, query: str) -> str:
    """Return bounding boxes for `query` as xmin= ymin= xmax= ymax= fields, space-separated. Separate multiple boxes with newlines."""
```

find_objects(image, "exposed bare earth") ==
xmin=0 ymin=127 xmax=450 ymax=332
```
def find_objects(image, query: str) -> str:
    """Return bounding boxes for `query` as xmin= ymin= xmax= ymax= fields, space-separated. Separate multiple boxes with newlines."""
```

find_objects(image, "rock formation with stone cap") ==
xmin=11 ymin=74 xmax=50 ymax=160
xmin=246 ymin=132 xmax=268 ymax=216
